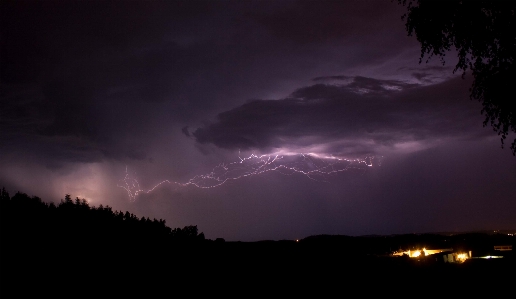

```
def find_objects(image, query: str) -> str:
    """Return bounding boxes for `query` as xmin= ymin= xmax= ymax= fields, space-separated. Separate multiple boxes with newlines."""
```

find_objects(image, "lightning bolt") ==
xmin=118 ymin=153 xmax=379 ymax=202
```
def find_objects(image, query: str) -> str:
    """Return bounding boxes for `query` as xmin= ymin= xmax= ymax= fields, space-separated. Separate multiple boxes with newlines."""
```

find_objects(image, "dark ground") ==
xmin=1 ymin=236 xmax=514 ymax=297
xmin=1 ymin=193 xmax=514 ymax=296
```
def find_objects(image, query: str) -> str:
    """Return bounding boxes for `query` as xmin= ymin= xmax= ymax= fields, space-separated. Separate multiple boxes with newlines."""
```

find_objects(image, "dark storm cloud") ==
xmin=254 ymin=0 xmax=402 ymax=44
xmin=411 ymin=72 xmax=431 ymax=81
xmin=313 ymin=75 xmax=351 ymax=81
xmin=1 ymin=0 xmax=260 ymax=165
xmin=193 ymin=76 xmax=486 ymax=156
xmin=251 ymin=0 xmax=417 ymax=76
xmin=398 ymin=65 xmax=456 ymax=84
xmin=1 ymin=0 xmax=515 ymax=243
xmin=397 ymin=65 xmax=452 ymax=73
xmin=308 ymin=76 xmax=420 ymax=92
xmin=1 ymin=0 xmax=415 ymax=168
xmin=181 ymin=126 xmax=191 ymax=137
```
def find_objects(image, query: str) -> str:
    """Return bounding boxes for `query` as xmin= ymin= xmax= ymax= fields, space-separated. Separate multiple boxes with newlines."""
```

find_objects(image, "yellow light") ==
xmin=456 ymin=253 xmax=468 ymax=262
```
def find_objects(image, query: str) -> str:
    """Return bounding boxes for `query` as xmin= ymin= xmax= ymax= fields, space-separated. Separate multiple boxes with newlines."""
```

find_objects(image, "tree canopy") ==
xmin=398 ymin=0 xmax=516 ymax=155
xmin=0 ymin=189 xmax=206 ymax=248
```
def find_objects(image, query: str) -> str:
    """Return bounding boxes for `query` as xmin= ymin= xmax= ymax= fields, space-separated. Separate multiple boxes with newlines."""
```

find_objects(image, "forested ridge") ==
xmin=1 ymin=187 xmax=514 ymax=256
xmin=0 ymin=188 xmax=206 ymax=256
xmin=1 ymin=187 xmax=514 ymax=295
xmin=0 ymin=187 xmax=217 ymax=293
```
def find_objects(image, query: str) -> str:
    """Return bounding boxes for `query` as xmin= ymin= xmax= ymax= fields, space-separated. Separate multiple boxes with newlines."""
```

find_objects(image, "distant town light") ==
xmin=480 ymin=255 xmax=503 ymax=259
xmin=455 ymin=253 xmax=468 ymax=262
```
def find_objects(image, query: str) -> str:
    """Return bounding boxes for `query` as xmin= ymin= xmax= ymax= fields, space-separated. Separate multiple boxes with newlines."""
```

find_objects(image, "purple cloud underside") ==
xmin=193 ymin=76 xmax=486 ymax=157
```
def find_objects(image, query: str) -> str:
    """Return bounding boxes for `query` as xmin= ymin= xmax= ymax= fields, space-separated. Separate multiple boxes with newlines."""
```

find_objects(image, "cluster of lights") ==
xmin=118 ymin=153 xmax=377 ymax=202
xmin=455 ymin=253 xmax=469 ymax=262
xmin=393 ymin=248 xmax=470 ymax=263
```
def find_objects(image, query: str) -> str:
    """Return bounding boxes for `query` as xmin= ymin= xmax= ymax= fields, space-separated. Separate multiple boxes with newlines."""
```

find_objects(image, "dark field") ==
xmin=2 ymin=235 xmax=514 ymax=296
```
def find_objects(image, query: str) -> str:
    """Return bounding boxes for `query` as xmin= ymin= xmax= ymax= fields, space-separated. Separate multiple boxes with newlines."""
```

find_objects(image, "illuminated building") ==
xmin=392 ymin=248 xmax=471 ymax=263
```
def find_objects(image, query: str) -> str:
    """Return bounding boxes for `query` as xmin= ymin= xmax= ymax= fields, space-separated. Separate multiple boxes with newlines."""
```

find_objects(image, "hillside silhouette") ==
xmin=1 ymin=187 xmax=514 ymax=295
xmin=1 ymin=188 xmax=206 ymax=256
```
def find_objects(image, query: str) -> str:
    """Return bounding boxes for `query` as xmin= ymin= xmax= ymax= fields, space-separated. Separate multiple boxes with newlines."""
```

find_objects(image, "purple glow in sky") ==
xmin=1 ymin=0 xmax=515 ymax=241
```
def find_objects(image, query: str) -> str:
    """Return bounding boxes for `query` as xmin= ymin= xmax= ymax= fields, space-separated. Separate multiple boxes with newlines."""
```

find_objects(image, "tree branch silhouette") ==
xmin=398 ymin=0 xmax=516 ymax=155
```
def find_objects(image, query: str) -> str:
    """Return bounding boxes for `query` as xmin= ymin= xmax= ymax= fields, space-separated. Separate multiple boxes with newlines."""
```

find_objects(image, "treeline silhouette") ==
xmin=0 ymin=188 xmax=206 ymax=251
xmin=0 ymin=187 xmax=235 ymax=295
xmin=2 ymin=187 xmax=514 ymax=260
xmin=1 ymin=187 xmax=514 ymax=295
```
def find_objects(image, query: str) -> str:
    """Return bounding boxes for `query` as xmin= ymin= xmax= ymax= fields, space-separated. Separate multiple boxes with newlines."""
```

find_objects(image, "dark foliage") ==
xmin=0 ymin=188 xmax=206 ymax=261
xmin=398 ymin=0 xmax=516 ymax=154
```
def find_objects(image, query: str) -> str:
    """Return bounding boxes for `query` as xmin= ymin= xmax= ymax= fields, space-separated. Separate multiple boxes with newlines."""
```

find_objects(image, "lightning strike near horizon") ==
xmin=118 ymin=153 xmax=379 ymax=202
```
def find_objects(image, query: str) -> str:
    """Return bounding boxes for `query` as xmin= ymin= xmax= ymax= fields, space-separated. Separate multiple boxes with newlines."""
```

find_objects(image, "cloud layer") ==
xmin=193 ymin=75 xmax=486 ymax=157
xmin=2 ymin=1 xmax=514 ymax=241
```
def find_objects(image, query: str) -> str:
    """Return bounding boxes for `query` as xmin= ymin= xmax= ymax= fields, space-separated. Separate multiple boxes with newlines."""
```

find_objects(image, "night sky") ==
xmin=1 ymin=0 xmax=515 ymax=241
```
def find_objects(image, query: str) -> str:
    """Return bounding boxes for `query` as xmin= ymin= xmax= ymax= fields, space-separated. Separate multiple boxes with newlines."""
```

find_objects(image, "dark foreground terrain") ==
xmin=1 ymin=190 xmax=514 ymax=296
xmin=2 ymin=234 xmax=514 ymax=296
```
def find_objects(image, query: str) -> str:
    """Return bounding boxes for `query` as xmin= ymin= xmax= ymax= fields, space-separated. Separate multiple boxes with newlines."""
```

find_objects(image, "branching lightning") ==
xmin=118 ymin=153 xmax=378 ymax=202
